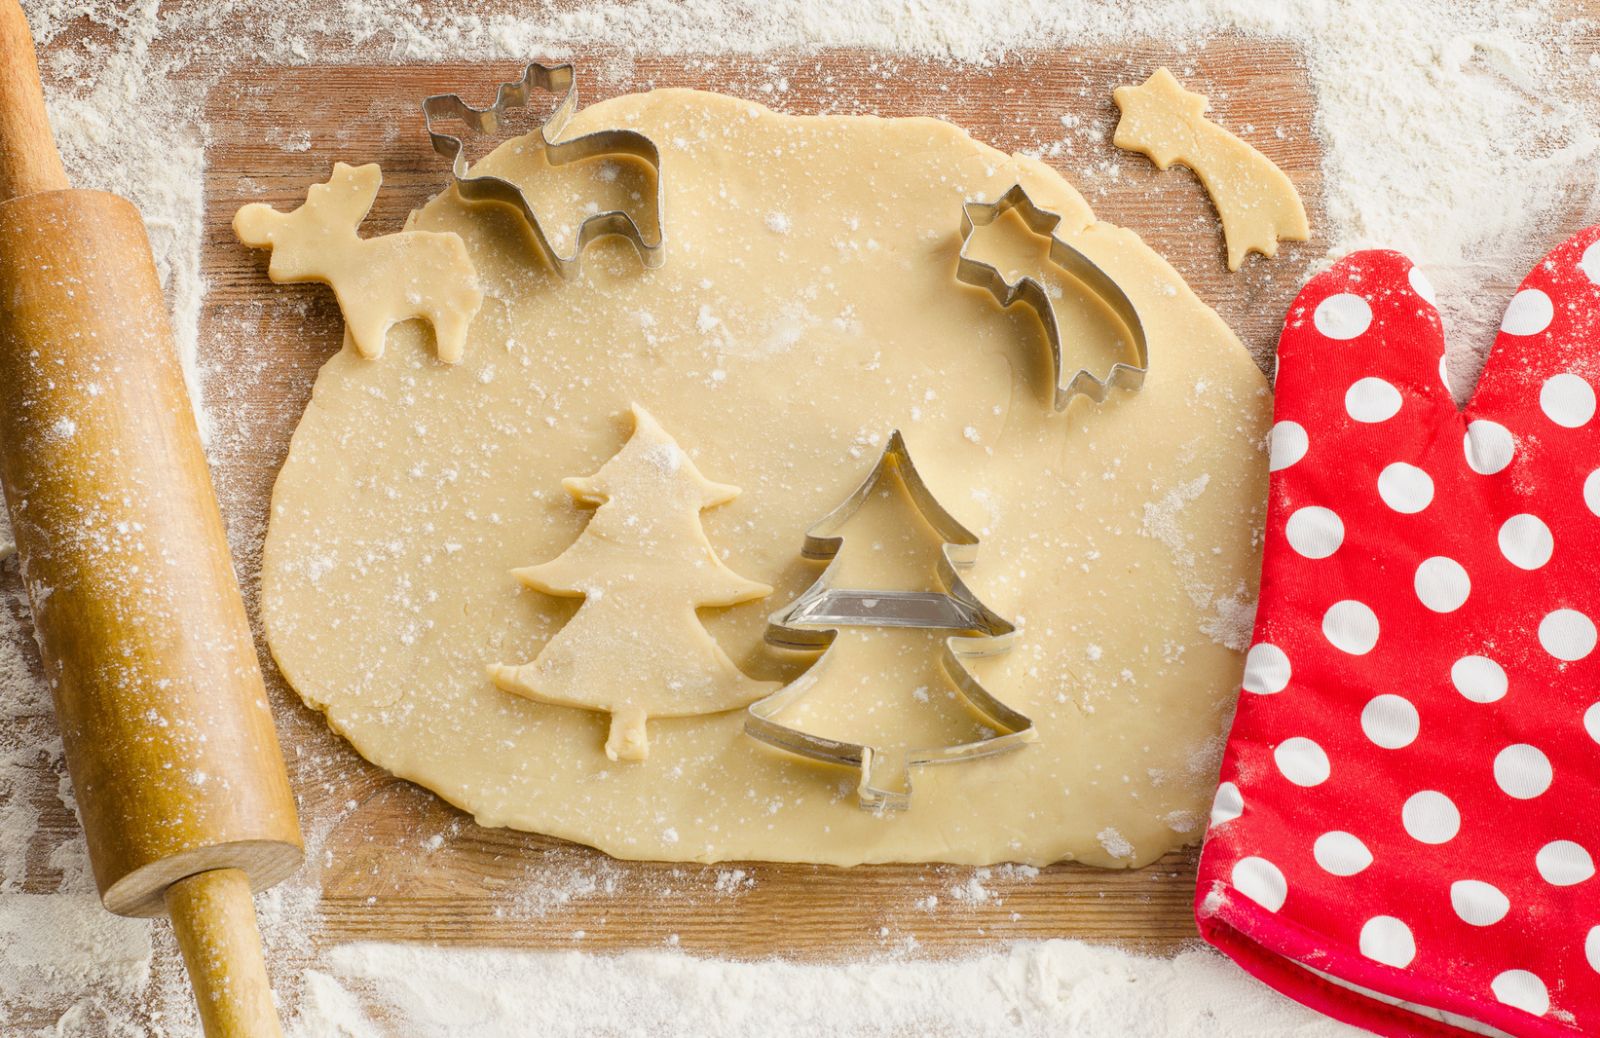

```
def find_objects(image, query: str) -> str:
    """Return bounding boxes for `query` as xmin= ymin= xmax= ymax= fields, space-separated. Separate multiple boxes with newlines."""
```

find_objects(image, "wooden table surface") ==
xmin=18 ymin=33 xmax=1329 ymax=1026
xmin=202 ymin=39 xmax=1323 ymax=960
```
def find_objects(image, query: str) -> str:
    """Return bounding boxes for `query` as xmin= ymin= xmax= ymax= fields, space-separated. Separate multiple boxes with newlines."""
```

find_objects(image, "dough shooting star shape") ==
xmin=957 ymin=184 xmax=1149 ymax=409
xmin=422 ymin=62 xmax=665 ymax=277
xmin=745 ymin=431 xmax=1037 ymax=811
xmin=1112 ymin=67 xmax=1309 ymax=271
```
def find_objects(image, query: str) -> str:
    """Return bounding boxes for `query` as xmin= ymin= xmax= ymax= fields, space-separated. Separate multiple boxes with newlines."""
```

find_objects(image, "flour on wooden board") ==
xmin=5 ymin=0 xmax=1597 ymax=1033
xmin=282 ymin=939 xmax=1357 ymax=1038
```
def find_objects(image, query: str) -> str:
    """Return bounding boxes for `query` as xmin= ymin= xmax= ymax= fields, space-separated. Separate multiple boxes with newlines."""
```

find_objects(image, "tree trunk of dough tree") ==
xmin=489 ymin=405 xmax=777 ymax=761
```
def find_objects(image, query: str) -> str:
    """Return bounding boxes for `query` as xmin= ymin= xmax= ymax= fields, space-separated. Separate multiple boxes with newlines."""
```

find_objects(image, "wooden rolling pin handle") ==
xmin=1 ymin=4 xmax=302 ymax=1037
xmin=167 ymin=870 xmax=286 ymax=1038
xmin=0 ymin=0 xmax=68 ymax=200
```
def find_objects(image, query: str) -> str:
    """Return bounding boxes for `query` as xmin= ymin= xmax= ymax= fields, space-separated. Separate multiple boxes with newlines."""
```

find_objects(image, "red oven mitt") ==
xmin=1197 ymin=227 xmax=1600 ymax=1038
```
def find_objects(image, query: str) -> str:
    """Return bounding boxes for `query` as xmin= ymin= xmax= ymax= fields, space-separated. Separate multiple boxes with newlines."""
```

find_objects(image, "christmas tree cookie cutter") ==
xmin=422 ymin=62 xmax=664 ymax=277
xmin=957 ymin=184 xmax=1148 ymax=409
xmin=746 ymin=431 xmax=1037 ymax=811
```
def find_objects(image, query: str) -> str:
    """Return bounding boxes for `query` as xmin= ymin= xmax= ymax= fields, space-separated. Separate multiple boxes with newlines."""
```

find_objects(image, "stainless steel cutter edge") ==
xmin=746 ymin=431 xmax=1037 ymax=811
xmin=957 ymin=183 xmax=1148 ymax=408
xmin=422 ymin=62 xmax=664 ymax=277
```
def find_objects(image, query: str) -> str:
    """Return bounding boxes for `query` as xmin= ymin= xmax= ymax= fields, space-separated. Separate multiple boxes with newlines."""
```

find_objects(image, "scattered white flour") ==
xmin=21 ymin=0 xmax=1600 ymax=422
xmin=1141 ymin=474 xmax=1212 ymax=561
xmin=5 ymin=0 xmax=1597 ymax=1033
xmin=281 ymin=939 xmax=1357 ymax=1037
xmin=1097 ymin=827 xmax=1136 ymax=860
xmin=942 ymin=864 xmax=1043 ymax=907
xmin=1200 ymin=588 xmax=1258 ymax=653
xmin=0 ymin=894 xmax=152 ymax=1034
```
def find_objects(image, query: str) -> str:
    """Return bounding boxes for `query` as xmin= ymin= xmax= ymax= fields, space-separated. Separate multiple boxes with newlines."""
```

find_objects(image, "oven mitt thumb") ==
xmin=1197 ymin=228 xmax=1600 ymax=1038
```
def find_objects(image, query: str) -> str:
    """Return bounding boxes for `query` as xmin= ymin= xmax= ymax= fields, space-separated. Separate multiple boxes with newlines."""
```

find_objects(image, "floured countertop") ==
xmin=4 ymin=1 xmax=1599 ymax=1035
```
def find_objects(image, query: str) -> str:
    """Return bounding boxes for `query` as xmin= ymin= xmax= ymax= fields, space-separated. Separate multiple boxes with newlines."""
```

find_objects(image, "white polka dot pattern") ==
xmin=1313 ymin=831 xmax=1373 ymax=877
xmin=1492 ymin=971 xmax=1550 ymax=1017
xmin=1197 ymin=235 xmax=1600 ymax=1036
xmin=1322 ymin=600 xmax=1379 ymax=655
xmin=1241 ymin=643 xmax=1291 ymax=695
xmin=1464 ymin=420 xmax=1515 ymax=474
xmin=1583 ymin=240 xmax=1600 ymax=285
xmin=1501 ymin=289 xmax=1554 ymax=336
xmin=1345 ymin=378 xmax=1402 ymax=423
xmin=1402 ymin=790 xmax=1460 ymax=845
xmin=1273 ymin=737 xmax=1330 ymax=787
xmin=1268 ymin=420 xmax=1309 ymax=472
xmin=1451 ymin=655 xmax=1508 ymax=703
xmin=1377 ymin=462 xmax=1433 ymax=514
xmin=1414 ymin=556 xmax=1470 ymax=613
xmin=1450 ymin=880 xmax=1510 ymax=926
xmin=1534 ymin=841 xmax=1595 ymax=886
xmin=1313 ymin=293 xmax=1372 ymax=340
xmin=1494 ymin=744 xmax=1553 ymax=800
xmin=1540 ymin=373 xmax=1596 ymax=428
xmin=1285 ymin=506 xmax=1344 ymax=559
xmin=1210 ymin=781 xmax=1244 ymax=826
xmin=1539 ymin=609 xmax=1597 ymax=662
xmin=1232 ymin=857 xmax=1288 ymax=912
xmin=1360 ymin=694 xmax=1419 ymax=749
xmin=1359 ymin=916 xmax=1416 ymax=968
xmin=1408 ymin=265 xmax=1437 ymax=306
xmin=1497 ymin=514 xmax=1553 ymax=570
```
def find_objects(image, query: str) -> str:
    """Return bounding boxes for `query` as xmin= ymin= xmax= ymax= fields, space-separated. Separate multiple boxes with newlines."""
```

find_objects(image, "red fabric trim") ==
xmin=1198 ymin=884 xmax=1586 ymax=1038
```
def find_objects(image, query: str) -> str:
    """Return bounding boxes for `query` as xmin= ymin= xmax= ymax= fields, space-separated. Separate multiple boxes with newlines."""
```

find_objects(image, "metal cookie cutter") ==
xmin=422 ymin=63 xmax=664 ymax=277
xmin=746 ymin=431 xmax=1037 ymax=811
xmin=957 ymin=184 xmax=1148 ymax=408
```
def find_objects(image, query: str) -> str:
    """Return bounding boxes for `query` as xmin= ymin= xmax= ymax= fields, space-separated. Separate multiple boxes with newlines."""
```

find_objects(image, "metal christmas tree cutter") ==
xmin=746 ymin=431 xmax=1037 ymax=811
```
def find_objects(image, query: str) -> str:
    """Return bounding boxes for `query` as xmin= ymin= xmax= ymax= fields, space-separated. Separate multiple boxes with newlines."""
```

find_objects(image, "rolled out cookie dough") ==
xmin=262 ymin=88 xmax=1270 ymax=867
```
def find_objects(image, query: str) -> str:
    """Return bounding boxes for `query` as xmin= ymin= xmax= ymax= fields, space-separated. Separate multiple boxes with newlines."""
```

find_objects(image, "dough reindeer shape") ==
xmin=490 ymin=405 xmax=778 ymax=762
xmin=235 ymin=162 xmax=484 ymax=363
xmin=1113 ymin=68 xmax=1308 ymax=271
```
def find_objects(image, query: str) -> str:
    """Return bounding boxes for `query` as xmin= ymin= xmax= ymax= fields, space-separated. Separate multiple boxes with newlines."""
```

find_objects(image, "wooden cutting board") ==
xmin=186 ymin=37 xmax=1323 ymax=965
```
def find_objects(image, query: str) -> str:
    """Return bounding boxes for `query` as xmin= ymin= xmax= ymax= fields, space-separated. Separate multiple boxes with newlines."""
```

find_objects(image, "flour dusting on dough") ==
xmin=262 ymin=88 xmax=1269 ymax=868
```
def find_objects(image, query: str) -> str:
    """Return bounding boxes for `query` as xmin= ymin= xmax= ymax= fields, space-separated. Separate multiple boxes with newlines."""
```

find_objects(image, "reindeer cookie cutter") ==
xmin=958 ymin=184 xmax=1148 ymax=408
xmin=422 ymin=63 xmax=665 ymax=278
xmin=746 ymin=431 xmax=1037 ymax=811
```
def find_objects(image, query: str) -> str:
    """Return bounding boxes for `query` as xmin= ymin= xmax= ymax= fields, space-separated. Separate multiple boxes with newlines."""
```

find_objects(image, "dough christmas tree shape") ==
xmin=1198 ymin=229 xmax=1600 ymax=1036
xmin=746 ymin=431 xmax=1035 ymax=810
xmin=234 ymin=161 xmax=484 ymax=363
xmin=489 ymin=404 xmax=778 ymax=762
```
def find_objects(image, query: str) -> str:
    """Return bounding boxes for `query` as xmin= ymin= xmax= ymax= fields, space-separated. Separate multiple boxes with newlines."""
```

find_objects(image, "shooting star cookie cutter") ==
xmin=958 ymin=184 xmax=1148 ymax=408
xmin=422 ymin=62 xmax=664 ymax=277
xmin=746 ymin=431 xmax=1036 ymax=811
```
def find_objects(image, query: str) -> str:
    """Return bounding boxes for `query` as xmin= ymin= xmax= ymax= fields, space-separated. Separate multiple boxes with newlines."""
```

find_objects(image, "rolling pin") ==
xmin=0 ymin=3 xmax=303 ymax=1035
